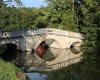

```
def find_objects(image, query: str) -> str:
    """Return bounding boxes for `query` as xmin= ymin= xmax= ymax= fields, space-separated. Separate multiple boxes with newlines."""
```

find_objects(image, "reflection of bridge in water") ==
xmin=0 ymin=28 xmax=83 ymax=71
xmin=29 ymin=57 xmax=82 ymax=71
xmin=27 ymin=47 xmax=83 ymax=71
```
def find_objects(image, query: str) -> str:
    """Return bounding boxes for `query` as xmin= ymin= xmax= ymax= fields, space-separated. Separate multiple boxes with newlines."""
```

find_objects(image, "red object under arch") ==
xmin=36 ymin=45 xmax=45 ymax=58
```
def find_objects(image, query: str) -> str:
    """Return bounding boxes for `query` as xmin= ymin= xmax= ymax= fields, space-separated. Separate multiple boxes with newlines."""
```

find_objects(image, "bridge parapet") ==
xmin=0 ymin=28 xmax=83 ymax=39
xmin=46 ymin=56 xmax=82 ymax=71
xmin=33 ymin=28 xmax=83 ymax=39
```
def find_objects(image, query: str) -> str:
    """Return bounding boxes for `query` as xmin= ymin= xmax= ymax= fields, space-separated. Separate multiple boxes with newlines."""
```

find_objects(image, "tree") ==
xmin=46 ymin=0 xmax=79 ymax=31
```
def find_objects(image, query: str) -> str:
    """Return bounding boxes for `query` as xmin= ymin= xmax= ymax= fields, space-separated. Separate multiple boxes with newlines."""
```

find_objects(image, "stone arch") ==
xmin=70 ymin=42 xmax=82 ymax=54
xmin=35 ymin=39 xmax=60 ymax=61
xmin=0 ymin=43 xmax=17 ymax=61
xmin=0 ymin=42 xmax=22 ymax=62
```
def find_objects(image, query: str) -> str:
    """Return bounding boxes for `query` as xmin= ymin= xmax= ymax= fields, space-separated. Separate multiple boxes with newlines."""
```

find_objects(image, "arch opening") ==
xmin=0 ymin=43 xmax=20 ymax=61
xmin=35 ymin=39 xmax=56 ymax=61
xmin=70 ymin=42 xmax=82 ymax=54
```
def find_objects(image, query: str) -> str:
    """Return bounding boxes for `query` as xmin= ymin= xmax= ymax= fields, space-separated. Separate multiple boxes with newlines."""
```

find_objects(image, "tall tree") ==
xmin=46 ymin=0 xmax=78 ymax=31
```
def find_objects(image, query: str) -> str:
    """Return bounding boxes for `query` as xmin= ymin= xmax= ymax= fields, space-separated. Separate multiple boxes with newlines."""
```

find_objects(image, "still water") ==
xmin=26 ymin=73 xmax=48 ymax=80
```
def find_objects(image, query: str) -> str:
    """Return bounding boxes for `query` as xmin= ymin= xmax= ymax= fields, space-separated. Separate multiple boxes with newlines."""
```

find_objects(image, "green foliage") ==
xmin=84 ymin=0 xmax=96 ymax=7
xmin=0 ymin=0 xmax=100 ymax=80
xmin=0 ymin=6 xmax=50 ymax=31
xmin=61 ymin=10 xmax=78 ymax=31
xmin=0 ymin=0 xmax=79 ymax=31
xmin=46 ymin=0 xmax=78 ymax=31
xmin=47 ymin=0 xmax=73 ymax=11
xmin=0 ymin=60 xmax=20 ymax=80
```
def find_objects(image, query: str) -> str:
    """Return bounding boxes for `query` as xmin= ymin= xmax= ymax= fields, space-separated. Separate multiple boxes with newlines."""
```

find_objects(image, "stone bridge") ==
xmin=0 ymin=28 xmax=83 ymax=71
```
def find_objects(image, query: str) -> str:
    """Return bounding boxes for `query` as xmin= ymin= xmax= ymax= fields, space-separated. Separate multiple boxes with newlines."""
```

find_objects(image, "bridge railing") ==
xmin=0 ymin=28 xmax=83 ymax=39
xmin=33 ymin=28 xmax=83 ymax=39
xmin=46 ymin=56 xmax=82 ymax=71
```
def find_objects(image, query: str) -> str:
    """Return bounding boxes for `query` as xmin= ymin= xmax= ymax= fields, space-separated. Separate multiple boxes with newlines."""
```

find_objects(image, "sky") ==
xmin=3 ymin=0 xmax=47 ymax=7
xmin=21 ymin=0 xmax=47 ymax=7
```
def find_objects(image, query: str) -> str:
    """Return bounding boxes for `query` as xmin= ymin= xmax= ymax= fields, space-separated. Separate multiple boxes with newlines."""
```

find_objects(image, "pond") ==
xmin=26 ymin=73 xmax=48 ymax=80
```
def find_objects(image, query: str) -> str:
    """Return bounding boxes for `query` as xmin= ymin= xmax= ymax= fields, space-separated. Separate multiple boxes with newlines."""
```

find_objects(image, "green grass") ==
xmin=0 ymin=59 xmax=20 ymax=80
